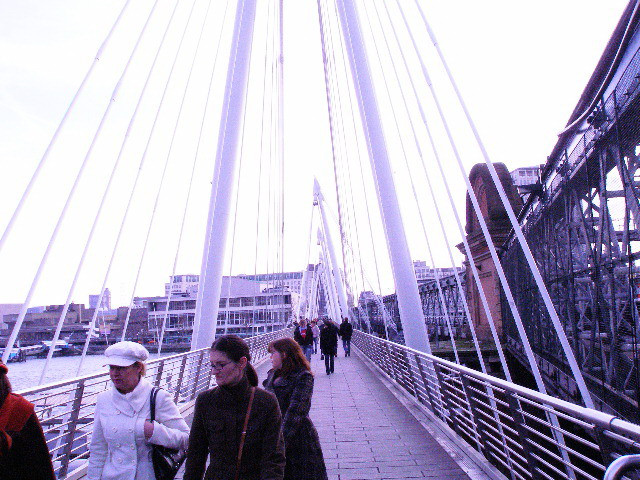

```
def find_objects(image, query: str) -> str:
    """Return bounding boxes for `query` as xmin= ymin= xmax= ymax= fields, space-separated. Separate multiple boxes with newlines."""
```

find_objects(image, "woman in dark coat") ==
xmin=319 ymin=320 xmax=339 ymax=375
xmin=0 ymin=359 xmax=55 ymax=480
xmin=263 ymin=338 xmax=328 ymax=480
xmin=184 ymin=335 xmax=286 ymax=480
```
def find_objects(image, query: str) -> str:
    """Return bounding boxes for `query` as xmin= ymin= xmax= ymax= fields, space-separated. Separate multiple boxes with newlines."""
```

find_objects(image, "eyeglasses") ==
xmin=210 ymin=361 xmax=234 ymax=371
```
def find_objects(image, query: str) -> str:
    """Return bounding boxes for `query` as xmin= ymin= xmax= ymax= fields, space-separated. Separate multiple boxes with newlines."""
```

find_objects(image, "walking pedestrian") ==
xmin=319 ymin=320 xmax=339 ymax=375
xmin=310 ymin=319 xmax=320 ymax=354
xmin=339 ymin=317 xmax=353 ymax=357
xmin=0 ymin=359 xmax=55 ymax=480
xmin=263 ymin=338 xmax=328 ymax=480
xmin=293 ymin=318 xmax=314 ymax=362
xmin=88 ymin=341 xmax=189 ymax=480
xmin=184 ymin=335 xmax=285 ymax=480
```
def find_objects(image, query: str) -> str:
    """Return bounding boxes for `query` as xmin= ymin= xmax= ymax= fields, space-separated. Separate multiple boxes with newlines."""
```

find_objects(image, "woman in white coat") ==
xmin=88 ymin=341 xmax=189 ymax=480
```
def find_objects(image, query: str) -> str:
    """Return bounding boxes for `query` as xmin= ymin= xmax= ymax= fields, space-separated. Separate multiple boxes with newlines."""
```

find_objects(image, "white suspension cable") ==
xmin=413 ymin=0 xmax=593 ymax=409
xmin=2 ymin=0 xmax=163 ymax=366
xmin=0 ymin=0 xmax=134 ymax=256
xmin=76 ymin=0 xmax=187 ymax=374
xmin=361 ymin=0 xmax=460 ymax=359
xmin=378 ymin=0 xmax=487 ymax=373
xmin=120 ymin=0 xmax=205 ymax=342
xmin=156 ymin=0 xmax=217 ymax=355
xmin=399 ymin=2 xmax=577 ymax=474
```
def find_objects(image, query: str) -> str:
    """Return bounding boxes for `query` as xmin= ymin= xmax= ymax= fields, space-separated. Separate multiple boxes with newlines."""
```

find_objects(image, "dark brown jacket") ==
xmin=0 ymin=393 xmax=56 ymax=480
xmin=263 ymin=369 xmax=327 ymax=480
xmin=184 ymin=376 xmax=285 ymax=480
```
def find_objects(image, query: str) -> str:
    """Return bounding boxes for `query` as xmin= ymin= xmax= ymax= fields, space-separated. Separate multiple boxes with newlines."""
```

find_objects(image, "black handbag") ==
xmin=149 ymin=387 xmax=186 ymax=480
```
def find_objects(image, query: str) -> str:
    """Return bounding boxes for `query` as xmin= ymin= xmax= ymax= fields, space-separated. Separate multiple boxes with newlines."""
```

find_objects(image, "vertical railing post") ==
xmin=433 ymin=364 xmax=463 ymax=437
xmin=58 ymin=379 xmax=85 ymax=479
xmin=415 ymin=355 xmax=439 ymax=416
xmin=174 ymin=354 xmax=188 ymax=403
xmin=459 ymin=376 xmax=493 ymax=457
xmin=154 ymin=358 xmax=165 ymax=388
xmin=504 ymin=390 xmax=543 ymax=480
xmin=191 ymin=351 xmax=205 ymax=400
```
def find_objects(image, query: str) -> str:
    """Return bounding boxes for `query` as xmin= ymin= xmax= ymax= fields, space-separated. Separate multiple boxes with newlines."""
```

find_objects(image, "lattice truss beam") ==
xmin=502 ymin=43 xmax=640 ymax=419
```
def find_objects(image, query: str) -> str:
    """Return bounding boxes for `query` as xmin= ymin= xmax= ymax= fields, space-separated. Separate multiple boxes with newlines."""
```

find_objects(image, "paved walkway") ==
xmin=305 ymin=350 xmax=474 ymax=480
xmin=178 ymin=347 xmax=488 ymax=480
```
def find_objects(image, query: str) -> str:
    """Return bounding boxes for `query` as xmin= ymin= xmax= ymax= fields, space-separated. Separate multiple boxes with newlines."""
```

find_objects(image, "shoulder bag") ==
xmin=235 ymin=387 xmax=256 ymax=480
xmin=149 ymin=387 xmax=186 ymax=480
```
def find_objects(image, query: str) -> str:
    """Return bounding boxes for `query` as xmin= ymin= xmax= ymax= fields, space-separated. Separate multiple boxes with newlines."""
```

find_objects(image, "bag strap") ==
xmin=150 ymin=387 xmax=159 ymax=422
xmin=234 ymin=387 xmax=256 ymax=480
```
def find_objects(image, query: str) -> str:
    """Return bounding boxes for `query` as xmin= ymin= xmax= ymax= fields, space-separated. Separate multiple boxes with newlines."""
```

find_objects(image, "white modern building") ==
xmin=510 ymin=166 xmax=540 ymax=187
xmin=146 ymin=275 xmax=298 ymax=343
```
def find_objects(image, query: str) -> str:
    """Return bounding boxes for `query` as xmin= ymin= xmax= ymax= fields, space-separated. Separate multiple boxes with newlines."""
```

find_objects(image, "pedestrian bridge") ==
xmin=18 ymin=329 xmax=640 ymax=480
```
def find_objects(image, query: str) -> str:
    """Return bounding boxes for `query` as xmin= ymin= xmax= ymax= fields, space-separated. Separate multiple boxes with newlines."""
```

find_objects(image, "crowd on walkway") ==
xmin=293 ymin=317 xmax=353 ymax=375
xmin=0 ymin=317 xmax=354 ymax=479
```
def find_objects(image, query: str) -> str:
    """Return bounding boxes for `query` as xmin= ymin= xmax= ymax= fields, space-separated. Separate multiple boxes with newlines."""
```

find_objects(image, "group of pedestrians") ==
xmin=1 ymin=325 xmax=347 ymax=479
xmin=294 ymin=317 xmax=353 ymax=375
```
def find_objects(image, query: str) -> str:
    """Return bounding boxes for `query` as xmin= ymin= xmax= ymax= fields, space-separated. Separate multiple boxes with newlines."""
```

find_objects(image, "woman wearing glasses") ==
xmin=184 ymin=335 xmax=286 ymax=480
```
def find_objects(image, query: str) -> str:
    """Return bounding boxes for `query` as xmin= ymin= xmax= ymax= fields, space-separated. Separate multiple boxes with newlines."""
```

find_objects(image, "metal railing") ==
xmin=353 ymin=330 xmax=640 ymax=480
xmin=17 ymin=328 xmax=289 ymax=479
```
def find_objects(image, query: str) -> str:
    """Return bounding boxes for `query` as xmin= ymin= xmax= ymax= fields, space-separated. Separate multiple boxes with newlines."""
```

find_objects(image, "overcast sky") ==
xmin=0 ymin=0 xmax=630 ymax=308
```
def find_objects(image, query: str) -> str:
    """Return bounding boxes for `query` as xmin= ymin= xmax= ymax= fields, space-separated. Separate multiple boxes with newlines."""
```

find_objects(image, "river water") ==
xmin=8 ymin=354 xmax=172 ymax=392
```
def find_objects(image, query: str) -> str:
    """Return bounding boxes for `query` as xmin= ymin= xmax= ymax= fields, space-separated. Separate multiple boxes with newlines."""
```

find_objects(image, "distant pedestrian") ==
xmin=293 ymin=318 xmax=314 ymax=362
xmin=339 ymin=317 xmax=353 ymax=357
xmin=0 ymin=359 xmax=55 ymax=480
xmin=319 ymin=320 xmax=339 ymax=375
xmin=310 ymin=319 xmax=320 ymax=354
xmin=263 ymin=338 xmax=328 ymax=480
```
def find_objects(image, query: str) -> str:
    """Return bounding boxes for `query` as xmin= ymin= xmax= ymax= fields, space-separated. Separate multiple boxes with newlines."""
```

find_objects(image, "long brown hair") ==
xmin=211 ymin=335 xmax=258 ymax=386
xmin=268 ymin=338 xmax=311 ymax=376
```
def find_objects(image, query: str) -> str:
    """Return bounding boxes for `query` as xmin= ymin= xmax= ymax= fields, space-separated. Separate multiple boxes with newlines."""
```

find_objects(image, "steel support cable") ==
xmin=331 ymin=0 xmax=396 ymax=336
xmin=0 ymin=0 xmax=134 ymax=256
xmin=321 ymin=0 xmax=392 ymax=326
xmin=1 ymin=0 xmax=164 ymax=366
xmin=413 ymin=0 xmax=594 ymax=410
xmin=359 ymin=0 xmax=461 ymax=361
xmin=298 ymin=206 xmax=316 ymax=320
xmin=155 ymin=0 xmax=218 ymax=355
xmin=39 ymin=0 xmax=189 ymax=382
xmin=324 ymin=1 xmax=362 ymax=309
xmin=371 ymin=0 xmax=484 ymax=369
xmin=267 ymin=0 xmax=281 ymax=333
xmin=321 ymin=0 xmax=389 ymax=330
xmin=215 ymin=0 xmax=252 ymax=336
xmin=376 ymin=2 xmax=516 ymax=467
xmin=160 ymin=0 xmax=233 ymax=342
xmin=316 ymin=0 xmax=352 ymax=309
xmin=251 ymin=0 xmax=276 ymax=336
xmin=388 ymin=0 xmax=508 ymax=379
xmin=76 ymin=0 xmax=192 ymax=373
xmin=118 ymin=0 xmax=203 ymax=342
xmin=398 ymin=2 xmax=577 ymax=475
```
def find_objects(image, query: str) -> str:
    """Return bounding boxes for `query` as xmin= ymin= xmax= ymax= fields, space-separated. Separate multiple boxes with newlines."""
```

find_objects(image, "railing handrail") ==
xmin=353 ymin=329 xmax=640 ymax=480
xmin=603 ymin=454 xmax=640 ymax=480
xmin=357 ymin=330 xmax=640 ymax=442
xmin=16 ymin=346 xmax=210 ymax=396
xmin=18 ymin=328 xmax=291 ymax=479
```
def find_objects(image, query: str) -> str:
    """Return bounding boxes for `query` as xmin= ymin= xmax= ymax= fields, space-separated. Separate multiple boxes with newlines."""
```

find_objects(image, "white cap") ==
xmin=104 ymin=341 xmax=149 ymax=367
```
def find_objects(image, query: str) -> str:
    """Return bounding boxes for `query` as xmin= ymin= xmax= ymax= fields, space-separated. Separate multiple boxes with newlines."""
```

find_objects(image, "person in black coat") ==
xmin=319 ymin=320 xmax=339 ymax=375
xmin=338 ymin=317 xmax=353 ymax=357
xmin=293 ymin=318 xmax=314 ymax=362
xmin=263 ymin=338 xmax=327 ymax=480
xmin=0 ymin=360 xmax=55 ymax=480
